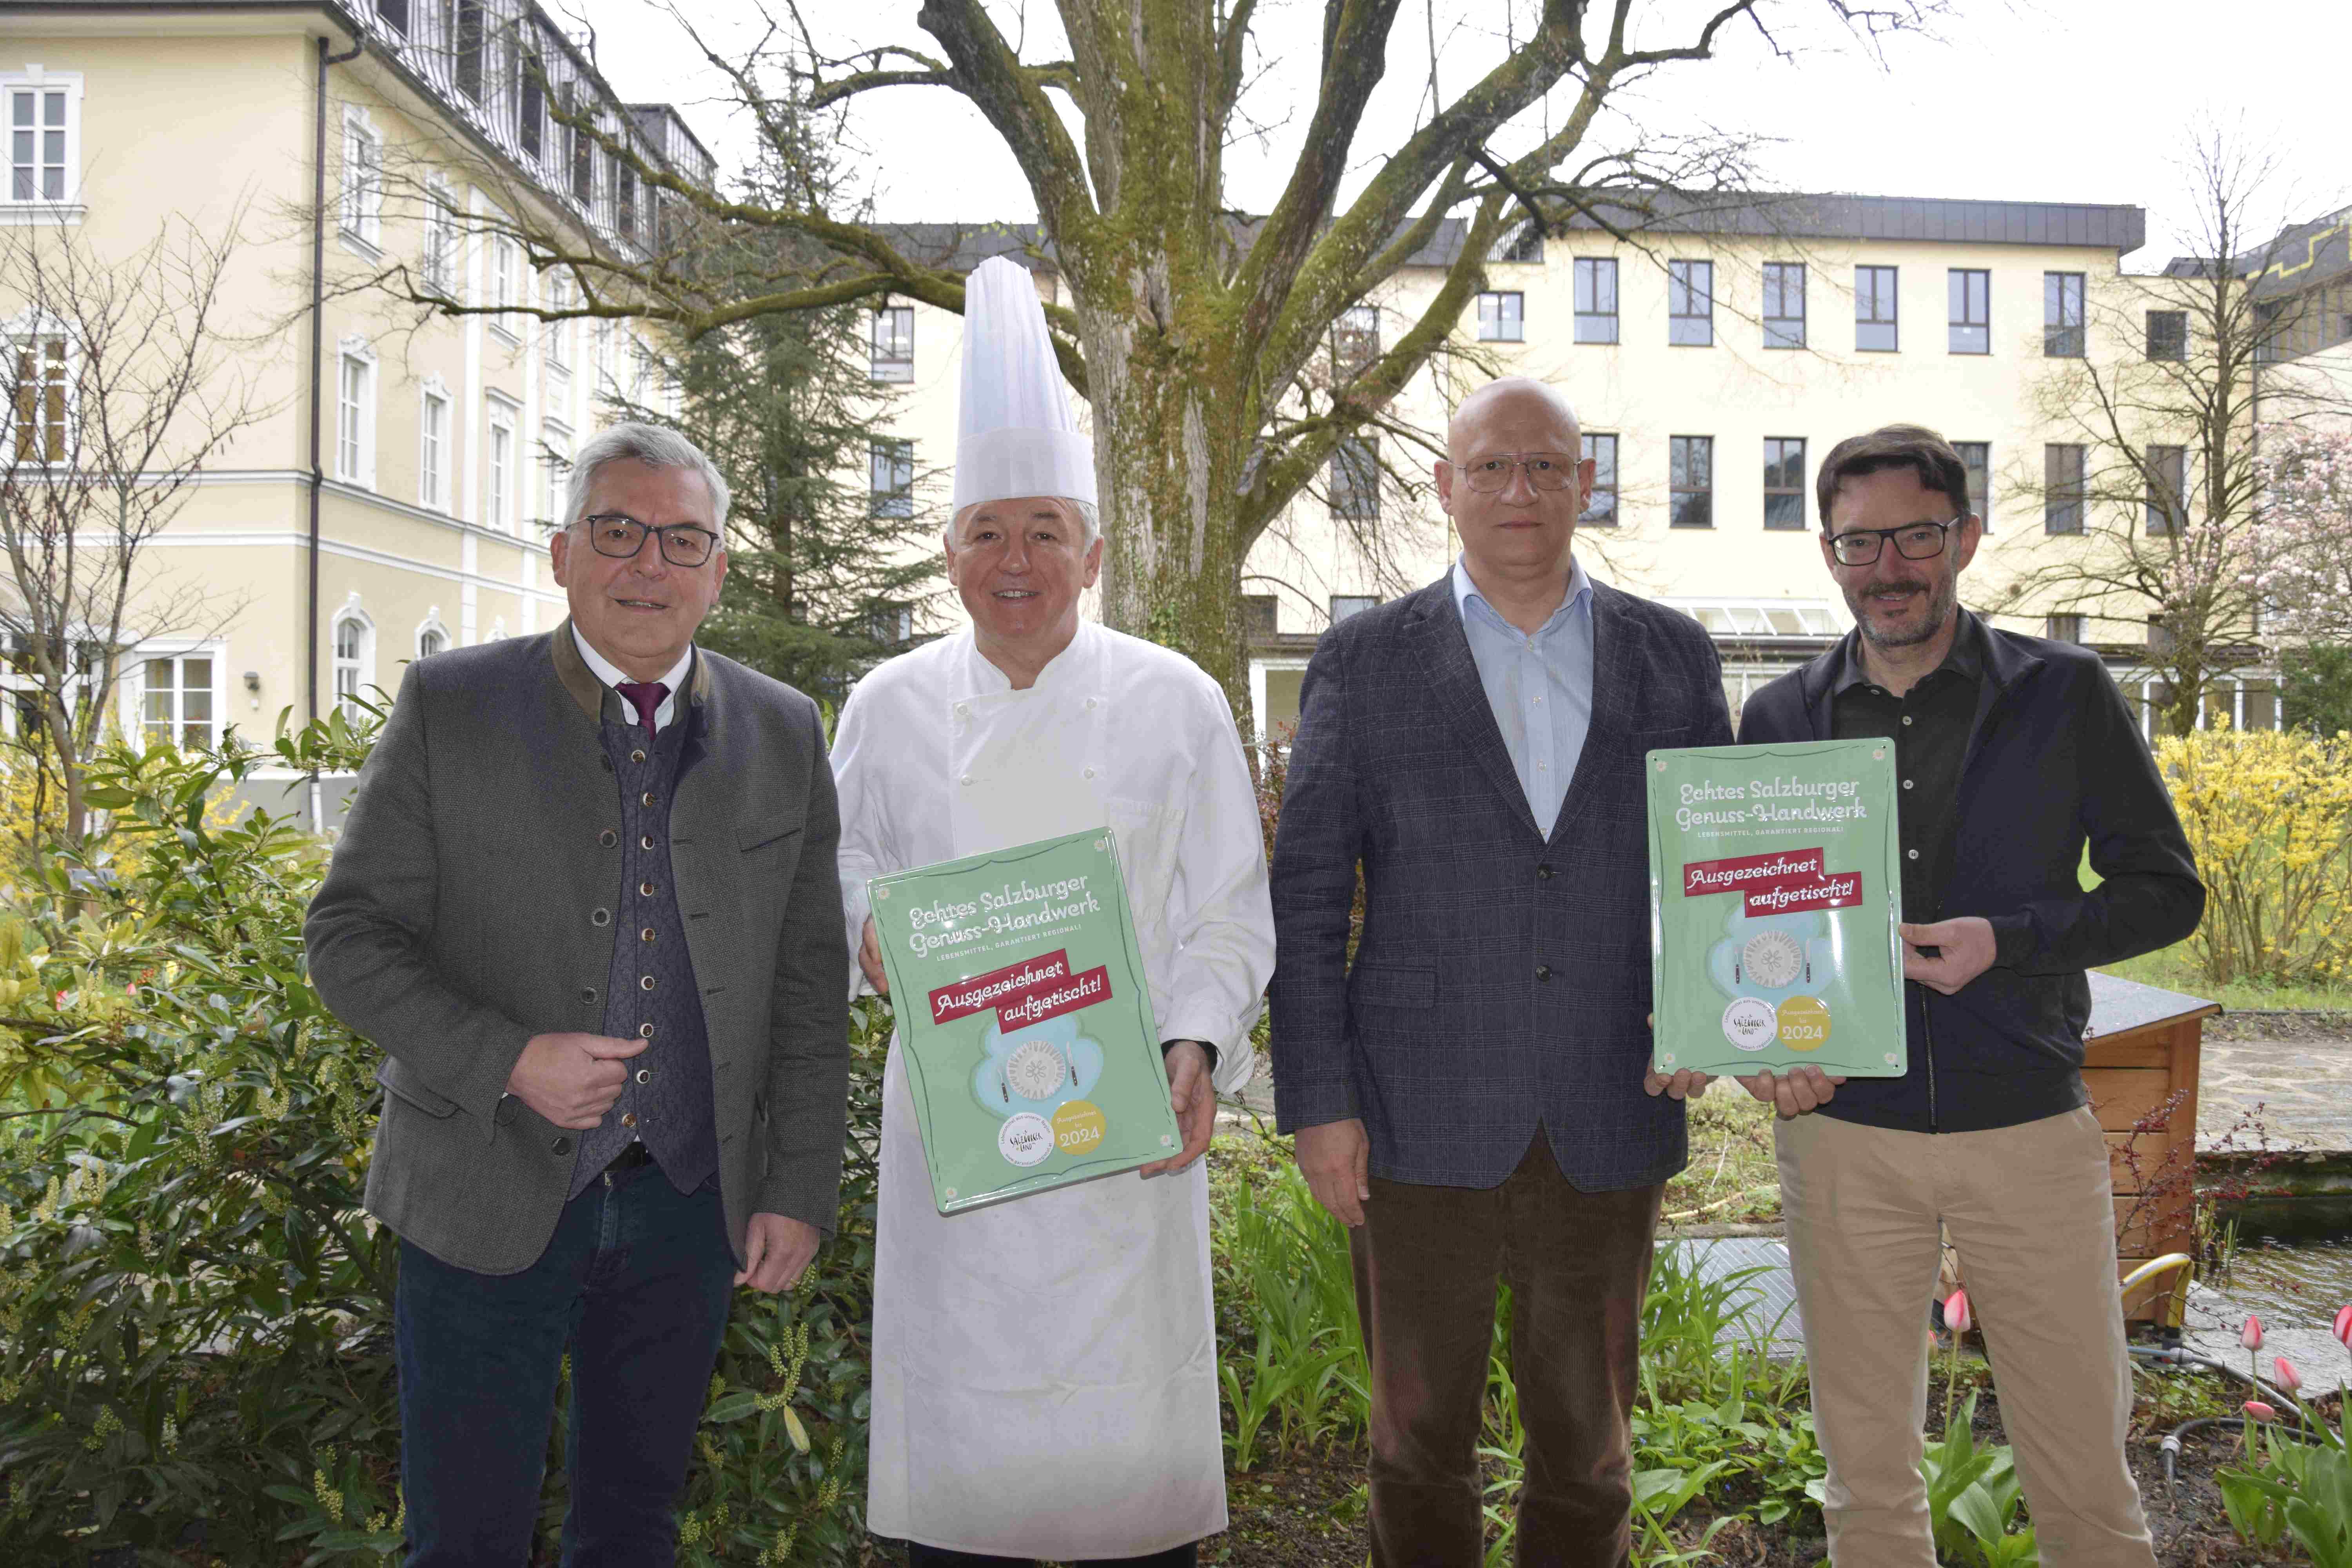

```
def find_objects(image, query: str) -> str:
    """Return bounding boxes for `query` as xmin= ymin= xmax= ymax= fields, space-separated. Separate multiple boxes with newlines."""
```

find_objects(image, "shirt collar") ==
xmin=1831 ymin=606 xmax=1984 ymax=694
xmin=571 ymin=626 xmax=694 ymax=705
xmin=1452 ymin=553 xmax=1591 ymax=639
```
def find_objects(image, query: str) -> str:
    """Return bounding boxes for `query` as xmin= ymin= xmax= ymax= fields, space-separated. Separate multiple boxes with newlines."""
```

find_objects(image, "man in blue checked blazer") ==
xmin=1270 ymin=377 xmax=1731 ymax=1568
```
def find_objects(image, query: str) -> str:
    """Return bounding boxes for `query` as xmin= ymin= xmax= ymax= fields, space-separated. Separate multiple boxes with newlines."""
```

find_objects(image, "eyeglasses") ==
xmin=1454 ymin=452 xmax=1581 ymax=493
xmin=581 ymin=512 xmax=721 ymax=568
xmin=1826 ymin=518 xmax=1965 ymax=567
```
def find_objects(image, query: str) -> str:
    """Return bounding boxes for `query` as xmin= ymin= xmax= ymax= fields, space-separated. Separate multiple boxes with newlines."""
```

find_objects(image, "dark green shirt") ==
xmin=1828 ymin=620 xmax=1983 ymax=923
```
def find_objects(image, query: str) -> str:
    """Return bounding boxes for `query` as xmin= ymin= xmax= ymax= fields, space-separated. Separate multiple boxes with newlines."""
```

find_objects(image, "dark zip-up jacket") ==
xmin=1736 ymin=613 xmax=2204 ymax=1132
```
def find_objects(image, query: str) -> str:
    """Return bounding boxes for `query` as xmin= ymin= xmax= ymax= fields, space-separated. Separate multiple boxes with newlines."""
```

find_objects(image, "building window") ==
xmin=615 ymin=162 xmax=638 ymax=243
xmin=1856 ymin=266 xmax=1898 ymax=352
xmin=2147 ymin=310 xmax=2187 ymax=361
xmin=4 ymin=77 xmax=76 ymax=205
xmin=375 ymin=0 xmax=410 ymax=36
xmin=2044 ymin=272 xmax=2085 ymax=357
xmin=2045 ymin=613 xmax=2083 ymax=643
xmin=1329 ymin=594 xmax=1380 ymax=624
xmin=455 ymin=0 xmax=486 ymax=102
xmin=142 ymin=654 xmax=215 ymax=749
xmin=421 ymin=180 xmax=457 ymax=298
xmin=336 ymin=341 xmax=375 ymax=487
xmin=1331 ymin=437 xmax=1379 ymax=519
xmin=1581 ymin=432 xmax=1617 ymax=526
xmin=870 ymin=305 xmax=913 ymax=382
xmin=543 ymin=273 xmax=573 ymax=372
xmin=339 ymin=109 xmax=382 ymax=250
xmin=542 ymin=417 xmax=572 ymax=527
xmin=1763 ymin=262 xmax=1805 ymax=349
xmin=1948 ymin=269 xmax=1989 ymax=354
xmin=1956 ymin=441 xmax=1990 ymax=531
xmin=568 ymin=94 xmax=593 ymax=203
xmin=1670 ymin=435 xmax=1713 ymax=528
xmin=2145 ymin=444 xmax=2185 ymax=536
xmin=8 ymin=331 xmax=68 ymax=464
xmin=869 ymin=437 xmax=913 ymax=517
xmin=331 ymin=615 xmax=371 ymax=719
xmin=518 ymin=51 xmax=545 ymax=160
xmin=417 ymin=625 xmax=446 ymax=657
xmin=2044 ymin=443 xmax=2085 ymax=534
xmin=1668 ymin=260 xmax=1714 ymax=347
xmin=489 ymin=236 xmax=521 ymax=336
xmin=1333 ymin=305 xmax=1379 ymax=377
xmin=1573 ymin=259 xmax=1617 ymax=344
xmin=486 ymin=400 xmax=516 ymax=531
xmin=1476 ymin=291 xmax=1523 ymax=343
xmin=1763 ymin=437 xmax=1806 ymax=529
xmin=418 ymin=386 xmax=450 ymax=510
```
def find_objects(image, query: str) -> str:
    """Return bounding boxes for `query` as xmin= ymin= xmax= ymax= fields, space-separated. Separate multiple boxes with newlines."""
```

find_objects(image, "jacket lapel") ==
xmin=1410 ymin=583 xmax=1544 ymax=842
xmin=1549 ymin=583 xmax=1646 ymax=844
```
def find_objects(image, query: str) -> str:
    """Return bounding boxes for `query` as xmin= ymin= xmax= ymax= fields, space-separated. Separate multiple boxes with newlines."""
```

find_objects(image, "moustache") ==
xmin=1865 ymin=579 xmax=1931 ymax=598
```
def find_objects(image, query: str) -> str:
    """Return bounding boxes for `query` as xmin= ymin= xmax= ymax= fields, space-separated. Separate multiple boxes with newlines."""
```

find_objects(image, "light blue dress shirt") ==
xmin=1451 ymin=554 xmax=1595 ymax=838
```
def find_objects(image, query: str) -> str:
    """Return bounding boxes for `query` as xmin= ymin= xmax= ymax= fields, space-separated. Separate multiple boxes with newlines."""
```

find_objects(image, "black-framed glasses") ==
xmin=1454 ymin=452 xmax=1581 ymax=493
xmin=581 ymin=512 xmax=720 ymax=568
xmin=1826 ymin=518 xmax=1965 ymax=567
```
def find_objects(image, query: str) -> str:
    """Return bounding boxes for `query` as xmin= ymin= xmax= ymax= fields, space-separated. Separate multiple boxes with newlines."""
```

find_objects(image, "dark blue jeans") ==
xmin=394 ymin=1160 xmax=737 ymax=1567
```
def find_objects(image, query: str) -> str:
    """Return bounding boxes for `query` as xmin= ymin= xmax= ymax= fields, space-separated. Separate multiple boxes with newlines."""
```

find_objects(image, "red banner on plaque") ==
xmin=928 ymin=951 xmax=1071 ymax=1024
xmin=995 ymin=966 xmax=1113 ymax=1029
xmin=1682 ymin=849 xmax=1826 ymax=898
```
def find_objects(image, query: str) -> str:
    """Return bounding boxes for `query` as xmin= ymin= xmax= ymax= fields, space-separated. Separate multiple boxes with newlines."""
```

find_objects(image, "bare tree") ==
xmin=0 ymin=216 xmax=268 ymax=840
xmin=1997 ymin=133 xmax=2350 ymax=737
xmin=331 ymin=0 xmax=1938 ymax=700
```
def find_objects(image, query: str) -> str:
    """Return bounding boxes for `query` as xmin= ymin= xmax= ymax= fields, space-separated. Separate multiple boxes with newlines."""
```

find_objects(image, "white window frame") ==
xmin=542 ymin=271 xmax=573 ymax=374
xmin=485 ymin=395 xmax=518 ymax=532
xmin=1 ymin=68 xmax=85 ymax=221
xmin=330 ymin=600 xmax=375 ymax=719
xmin=488 ymin=232 xmax=521 ymax=340
xmin=335 ymin=335 xmax=377 ymax=488
xmin=5 ymin=314 xmax=73 ymax=467
xmin=421 ymin=174 xmax=458 ymax=298
xmin=137 ymin=644 xmax=222 ymax=751
xmin=869 ymin=304 xmax=914 ymax=381
xmin=414 ymin=607 xmax=450 ymax=659
xmin=417 ymin=375 xmax=451 ymax=511
xmin=540 ymin=415 xmax=572 ymax=528
xmin=338 ymin=104 xmax=383 ymax=254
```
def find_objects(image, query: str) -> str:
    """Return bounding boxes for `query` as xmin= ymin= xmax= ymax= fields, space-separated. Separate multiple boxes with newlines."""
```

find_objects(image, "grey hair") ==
xmin=561 ymin=421 xmax=731 ymax=537
xmin=945 ymin=495 xmax=1100 ymax=549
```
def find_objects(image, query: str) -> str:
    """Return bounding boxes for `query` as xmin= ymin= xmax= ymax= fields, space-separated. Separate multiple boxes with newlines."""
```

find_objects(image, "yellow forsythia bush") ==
xmin=2157 ymin=726 xmax=2352 ymax=987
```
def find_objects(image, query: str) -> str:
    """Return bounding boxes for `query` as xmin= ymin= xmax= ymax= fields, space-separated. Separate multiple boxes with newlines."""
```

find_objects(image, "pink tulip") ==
xmin=2241 ymin=1314 xmax=2265 ymax=1352
xmin=1945 ymin=1288 xmax=1972 ymax=1337
xmin=2243 ymin=1399 xmax=2278 ymax=1422
xmin=2274 ymin=1357 xmax=2303 ymax=1394
xmin=2334 ymin=1304 xmax=2352 ymax=1350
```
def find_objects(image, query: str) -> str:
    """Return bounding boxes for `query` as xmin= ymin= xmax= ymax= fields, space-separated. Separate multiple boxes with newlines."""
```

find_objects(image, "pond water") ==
xmin=2209 ymin=1235 xmax=2352 ymax=1324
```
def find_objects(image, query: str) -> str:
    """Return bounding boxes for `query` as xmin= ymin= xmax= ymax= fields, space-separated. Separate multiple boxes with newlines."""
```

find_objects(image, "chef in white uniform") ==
xmin=834 ymin=256 xmax=1274 ymax=1567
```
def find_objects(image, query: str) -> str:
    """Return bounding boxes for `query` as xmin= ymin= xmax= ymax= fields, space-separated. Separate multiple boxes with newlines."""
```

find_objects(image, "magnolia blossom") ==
xmin=2242 ymin=1314 xmax=2265 ymax=1352
xmin=2252 ymin=424 xmax=2352 ymax=644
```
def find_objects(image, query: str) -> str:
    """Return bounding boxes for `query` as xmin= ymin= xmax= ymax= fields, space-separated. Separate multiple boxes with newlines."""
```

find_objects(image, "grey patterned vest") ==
xmin=569 ymin=699 xmax=719 ymax=1197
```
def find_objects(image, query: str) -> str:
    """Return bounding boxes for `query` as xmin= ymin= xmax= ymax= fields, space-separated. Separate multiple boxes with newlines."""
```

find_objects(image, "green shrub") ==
xmin=0 ymin=720 xmax=877 ymax=1565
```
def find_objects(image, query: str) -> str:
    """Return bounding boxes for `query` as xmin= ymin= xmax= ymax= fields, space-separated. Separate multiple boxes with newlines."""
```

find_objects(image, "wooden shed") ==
xmin=2083 ymin=972 xmax=2219 ymax=1325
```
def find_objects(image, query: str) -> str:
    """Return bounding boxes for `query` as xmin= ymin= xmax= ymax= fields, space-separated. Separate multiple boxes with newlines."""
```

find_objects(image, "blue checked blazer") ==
xmin=1269 ymin=575 xmax=1733 ymax=1191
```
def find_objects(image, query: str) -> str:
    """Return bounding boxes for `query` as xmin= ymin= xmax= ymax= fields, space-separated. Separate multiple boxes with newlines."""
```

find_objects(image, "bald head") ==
xmin=1448 ymin=377 xmax=1581 ymax=462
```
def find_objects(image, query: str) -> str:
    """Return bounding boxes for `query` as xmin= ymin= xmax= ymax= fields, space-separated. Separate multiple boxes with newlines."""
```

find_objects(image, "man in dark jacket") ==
xmin=1736 ymin=424 xmax=2201 ymax=1568
xmin=1272 ymin=377 xmax=1729 ymax=1567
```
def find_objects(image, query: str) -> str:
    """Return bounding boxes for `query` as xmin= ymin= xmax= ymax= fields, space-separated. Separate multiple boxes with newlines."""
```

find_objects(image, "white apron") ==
xmin=864 ymin=632 xmax=1227 ymax=1559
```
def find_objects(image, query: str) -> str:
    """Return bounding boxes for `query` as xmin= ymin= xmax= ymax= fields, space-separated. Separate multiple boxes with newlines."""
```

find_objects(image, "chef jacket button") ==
xmin=955 ymin=703 xmax=969 ymax=717
xmin=1083 ymin=767 xmax=1096 ymax=779
xmin=599 ymin=829 xmax=618 ymax=848
xmin=551 ymin=1136 xmax=572 ymax=1155
xmin=634 ymin=1068 xmax=652 ymax=1085
xmin=591 ymin=908 xmax=611 ymax=926
xmin=639 ymin=1022 xmax=655 ymax=1038
xmin=1085 ymin=697 xmax=1098 ymax=709
xmin=960 ymin=774 xmax=974 ymax=786
xmin=1535 ymin=964 xmax=1552 ymax=982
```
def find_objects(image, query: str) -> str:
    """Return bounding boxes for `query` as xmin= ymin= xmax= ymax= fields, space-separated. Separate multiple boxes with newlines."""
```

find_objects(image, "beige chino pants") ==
xmin=1775 ymin=1106 xmax=2157 ymax=1568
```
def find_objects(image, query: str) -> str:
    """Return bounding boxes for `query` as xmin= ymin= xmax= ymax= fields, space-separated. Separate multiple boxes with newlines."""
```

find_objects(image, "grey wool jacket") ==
xmin=305 ymin=621 xmax=851 ymax=1276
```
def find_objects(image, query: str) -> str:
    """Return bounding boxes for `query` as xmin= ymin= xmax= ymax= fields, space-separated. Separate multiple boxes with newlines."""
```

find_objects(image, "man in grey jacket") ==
xmin=306 ymin=422 xmax=849 ymax=1566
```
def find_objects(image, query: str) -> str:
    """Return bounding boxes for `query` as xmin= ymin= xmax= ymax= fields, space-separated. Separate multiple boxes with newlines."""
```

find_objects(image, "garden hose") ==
xmin=2136 ymin=1347 xmax=2338 ymax=1488
xmin=2118 ymin=1253 xmax=2195 ymax=1332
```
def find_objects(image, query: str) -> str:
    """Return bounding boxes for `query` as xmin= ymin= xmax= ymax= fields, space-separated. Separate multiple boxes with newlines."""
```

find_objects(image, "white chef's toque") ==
xmin=953 ymin=256 xmax=1094 ymax=512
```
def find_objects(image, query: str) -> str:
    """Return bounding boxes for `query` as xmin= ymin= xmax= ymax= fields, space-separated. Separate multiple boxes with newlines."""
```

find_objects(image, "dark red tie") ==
xmin=615 ymin=681 xmax=668 ymax=731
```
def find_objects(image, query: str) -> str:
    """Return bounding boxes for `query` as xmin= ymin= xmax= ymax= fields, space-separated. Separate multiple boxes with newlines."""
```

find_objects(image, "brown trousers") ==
xmin=1777 ymin=1107 xmax=2158 ymax=1568
xmin=1349 ymin=1135 xmax=1663 ymax=1568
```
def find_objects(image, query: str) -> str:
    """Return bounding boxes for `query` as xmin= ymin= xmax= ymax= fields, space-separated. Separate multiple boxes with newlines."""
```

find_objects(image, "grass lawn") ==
xmin=2097 ymin=941 xmax=2352 ymax=1013
xmin=1662 ymin=1089 xmax=1782 ymax=1226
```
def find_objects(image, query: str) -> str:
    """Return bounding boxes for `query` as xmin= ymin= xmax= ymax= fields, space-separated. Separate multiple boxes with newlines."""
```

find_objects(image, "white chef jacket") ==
xmin=834 ymin=620 xmax=1273 ymax=1558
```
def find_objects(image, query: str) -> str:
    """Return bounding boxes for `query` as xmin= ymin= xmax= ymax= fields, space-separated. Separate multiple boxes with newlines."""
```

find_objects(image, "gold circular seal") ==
xmin=1052 ymin=1099 xmax=1108 ymax=1156
xmin=1777 ymin=996 xmax=1831 ymax=1052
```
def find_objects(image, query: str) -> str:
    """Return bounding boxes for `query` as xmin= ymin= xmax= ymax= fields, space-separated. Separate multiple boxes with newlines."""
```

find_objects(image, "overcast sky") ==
xmin=572 ymin=0 xmax=2343 ymax=273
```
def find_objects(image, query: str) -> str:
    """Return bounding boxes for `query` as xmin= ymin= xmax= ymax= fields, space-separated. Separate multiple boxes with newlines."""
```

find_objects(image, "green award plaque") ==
xmin=867 ymin=828 xmax=1183 ymax=1214
xmin=1647 ymin=739 xmax=1909 ymax=1079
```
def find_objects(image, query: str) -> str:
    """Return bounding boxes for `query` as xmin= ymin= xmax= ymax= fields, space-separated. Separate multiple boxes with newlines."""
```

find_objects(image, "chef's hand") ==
xmin=1902 ymin=917 xmax=1996 ymax=995
xmin=1140 ymin=1041 xmax=1215 ymax=1177
xmin=736 ymin=1212 xmax=819 ymax=1294
xmin=858 ymin=916 xmax=888 ymax=996
xmin=1735 ymin=1065 xmax=1846 ymax=1119
xmin=1296 ymin=1117 xmax=1372 ymax=1228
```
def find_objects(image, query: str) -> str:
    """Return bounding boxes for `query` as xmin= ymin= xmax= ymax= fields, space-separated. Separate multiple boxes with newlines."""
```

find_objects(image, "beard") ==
xmin=1847 ymin=570 xmax=1958 ymax=650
